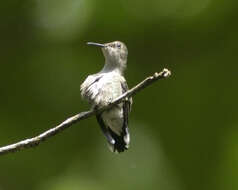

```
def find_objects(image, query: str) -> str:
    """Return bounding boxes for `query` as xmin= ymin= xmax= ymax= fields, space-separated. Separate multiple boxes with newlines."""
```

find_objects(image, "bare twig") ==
xmin=0 ymin=68 xmax=171 ymax=156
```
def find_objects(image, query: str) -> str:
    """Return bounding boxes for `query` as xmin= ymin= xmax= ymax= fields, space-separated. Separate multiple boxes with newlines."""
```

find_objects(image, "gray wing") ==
xmin=121 ymin=81 xmax=131 ymax=144
xmin=121 ymin=80 xmax=132 ymax=112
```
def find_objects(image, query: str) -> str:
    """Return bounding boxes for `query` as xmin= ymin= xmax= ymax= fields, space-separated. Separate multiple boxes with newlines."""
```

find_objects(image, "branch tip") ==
xmin=162 ymin=68 xmax=171 ymax=78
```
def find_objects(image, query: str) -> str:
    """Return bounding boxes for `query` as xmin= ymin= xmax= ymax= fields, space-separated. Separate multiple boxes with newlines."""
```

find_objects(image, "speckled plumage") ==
xmin=80 ymin=41 xmax=132 ymax=153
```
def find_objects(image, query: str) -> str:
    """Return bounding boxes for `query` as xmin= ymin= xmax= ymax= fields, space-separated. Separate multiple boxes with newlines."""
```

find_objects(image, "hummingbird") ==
xmin=80 ymin=41 xmax=132 ymax=153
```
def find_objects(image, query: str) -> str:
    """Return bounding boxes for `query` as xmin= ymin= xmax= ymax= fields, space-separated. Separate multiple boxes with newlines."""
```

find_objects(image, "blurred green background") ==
xmin=0 ymin=0 xmax=237 ymax=189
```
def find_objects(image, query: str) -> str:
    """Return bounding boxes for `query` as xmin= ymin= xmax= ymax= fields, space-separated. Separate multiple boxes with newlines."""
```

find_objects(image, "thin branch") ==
xmin=0 ymin=68 xmax=171 ymax=156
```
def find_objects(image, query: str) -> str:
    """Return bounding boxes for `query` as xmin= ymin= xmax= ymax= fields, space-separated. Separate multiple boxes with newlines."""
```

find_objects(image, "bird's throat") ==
xmin=101 ymin=60 xmax=125 ymax=75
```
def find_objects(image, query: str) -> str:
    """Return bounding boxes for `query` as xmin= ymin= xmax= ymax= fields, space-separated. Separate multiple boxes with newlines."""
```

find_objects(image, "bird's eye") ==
xmin=117 ymin=44 xmax=121 ymax=48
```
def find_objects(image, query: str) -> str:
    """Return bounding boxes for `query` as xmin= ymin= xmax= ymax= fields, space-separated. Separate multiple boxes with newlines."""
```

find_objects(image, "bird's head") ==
xmin=87 ymin=41 xmax=128 ymax=72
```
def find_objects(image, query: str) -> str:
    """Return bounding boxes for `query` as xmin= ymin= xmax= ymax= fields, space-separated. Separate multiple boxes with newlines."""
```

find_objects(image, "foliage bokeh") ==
xmin=0 ymin=0 xmax=237 ymax=189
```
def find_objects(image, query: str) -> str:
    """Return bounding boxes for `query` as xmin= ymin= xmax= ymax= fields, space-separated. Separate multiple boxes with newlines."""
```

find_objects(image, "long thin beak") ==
xmin=87 ymin=42 xmax=105 ymax=47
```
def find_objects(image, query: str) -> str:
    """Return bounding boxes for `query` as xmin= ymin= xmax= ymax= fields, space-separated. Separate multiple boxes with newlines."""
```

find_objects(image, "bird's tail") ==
xmin=96 ymin=114 xmax=130 ymax=153
xmin=107 ymin=127 xmax=130 ymax=153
